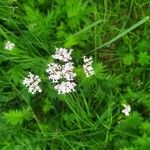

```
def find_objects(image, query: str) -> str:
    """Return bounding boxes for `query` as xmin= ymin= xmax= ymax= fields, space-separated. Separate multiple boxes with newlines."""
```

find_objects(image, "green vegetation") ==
xmin=0 ymin=0 xmax=150 ymax=149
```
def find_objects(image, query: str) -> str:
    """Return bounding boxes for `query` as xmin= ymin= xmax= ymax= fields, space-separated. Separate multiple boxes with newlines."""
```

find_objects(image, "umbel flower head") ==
xmin=23 ymin=72 xmax=42 ymax=95
xmin=54 ymin=81 xmax=76 ymax=95
xmin=61 ymin=62 xmax=76 ymax=81
xmin=52 ymin=47 xmax=73 ymax=62
xmin=83 ymin=56 xmax=95 ymax=77
xmin=122 ymin=104 xmax=131 ymax=116
xmin=5 ymin=41 xmax=15 ymax=51
xmin=46 ymin=47 xmax=76 ymax=94
xmin=46 ymin=62 xmax=76 ymax=83
xmin=46 ymin=63 xmax=62 ymax=83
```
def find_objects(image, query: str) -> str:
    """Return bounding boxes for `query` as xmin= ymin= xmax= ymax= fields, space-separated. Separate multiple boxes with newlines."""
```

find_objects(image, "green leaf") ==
xmin=7 ymin=66 xmax=24 ymax=84
xmin=66 ymin=0 xmax=89 ymax=29
xmin=94 ymin=62 xmax=105 ymax=80
xmin=0 ymin=94 xmax=15 ymax=102
xmin=134 ymin=134 xmax=150 ymax=150
xmin=3 ymin=108 xmax=32 ymax=125
xmin=42 ymin=99 xmax=54 ymax=113
xmin=122 ymin=54 xmax=135 ymax=65
xmin=138 ymin=52 xmax=150 ymax=66
xmin=64 ymin=35 xmax=79 ymax=48
xmin=115 ymin=112 xmax=143 ymax=135
xmin=136 ymin=39 xmax=150 ymax=52
xmin=140 ymin=121 xmax=150 ymax=135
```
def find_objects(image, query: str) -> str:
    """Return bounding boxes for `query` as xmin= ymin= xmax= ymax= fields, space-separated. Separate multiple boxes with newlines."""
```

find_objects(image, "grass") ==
xmin=0 ymin=0 xmax=150 ymax=149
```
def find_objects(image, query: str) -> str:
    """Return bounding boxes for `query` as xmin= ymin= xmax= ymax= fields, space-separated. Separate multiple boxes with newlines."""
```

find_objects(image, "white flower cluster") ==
xmin=52 ymin=47 xmax=73 ymax=62
xmin=83 ymin=56 xmax=95 ymax=77
xmin=46 ymin=48 xmax=76 ymax=94
xmin=46 ymin=63 xmax=62 ymax=83
xmin=54 ymin=81 xmax=76 ymax=94
xmin=21 ymin=47 xmax=95 ymax=95
xmin=122 ymin=104 xmax=131 ymax=116
xmin=5 ymin=41 xmax=15 ymax=51
xmin=23 ymin=72 xmax=42 ymax=95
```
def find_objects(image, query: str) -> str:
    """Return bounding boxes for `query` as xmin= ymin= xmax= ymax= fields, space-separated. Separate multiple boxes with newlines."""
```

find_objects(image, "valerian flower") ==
xmin=47 ymin=48 xmax=76 ymax=94
xmin=46 ymin=63 xmax=62 ymax=83
xmin=54 ymin=81 xmax=76 ymax=94
xmin=52 ymin=47 xmax=73 ymax=62
xmin=5 ymin=41 xmax=15 ymax=51
xmin=61 ymin=62 xmax=76 ymax=81
xmin=23 ymin=72 xmax=42 ymax=95
xmin=122 ymin=104 xmax=131 ymax=116
xmin=83 ymin=56 xmax=94 ymax=77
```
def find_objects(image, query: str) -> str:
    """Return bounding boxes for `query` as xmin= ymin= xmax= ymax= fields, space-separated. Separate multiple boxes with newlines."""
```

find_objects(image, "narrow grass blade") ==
xmin=88 ymin=16 xmax=149 ymax=53
xmin=72 ymin=19 xmax=106 ymax=37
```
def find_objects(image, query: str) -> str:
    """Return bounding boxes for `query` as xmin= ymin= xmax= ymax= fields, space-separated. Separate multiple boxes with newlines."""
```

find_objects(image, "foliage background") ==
xmin=0 ymin=0 xmax=150 ymax=149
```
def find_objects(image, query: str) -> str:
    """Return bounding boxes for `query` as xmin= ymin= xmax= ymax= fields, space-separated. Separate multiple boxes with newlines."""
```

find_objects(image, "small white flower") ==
xmin=23 ymin=72 xmax=42 ymax=95
xmin=122 ymin=104 xmax=131 ymax=116
xmin=46 ymin=63 xmax=62 ymax=83
xmin=54 ymin=81 xmax=76 ymax=94
xmin=47 ymin=48 xmax=76 ymax=94
xmin=5 ymin=41 xmax=15 ymax=51
xmin=46 ymin=62 xmax=76 ymax=91
xmin=83 ymin=56 xmax=94 ymax=77
xmin=52 ymin=47 xmax=73 ymax=62
xmin=61 ymin=62 xmax=76 ymax=81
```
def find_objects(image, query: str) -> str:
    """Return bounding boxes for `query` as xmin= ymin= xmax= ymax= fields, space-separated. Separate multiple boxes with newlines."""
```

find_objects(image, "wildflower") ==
xmin=54 ymin=81 xmax=76 ymax=94
xmin=61 ymin=62 xmax=76 ymax=81
xmin=122 ymin=104 xmax=131 ymax=116
xmin=46 ymin=63 xmax=62 ymax=83
xmin=47 ymin=48 xmax=76 ymax=94
xmin=5 ymin=41 xmax=15 ymax=51
xmin=23 ymin=72 xmax=42 ymax=95
xmin=52 ymin=47 xmax=73 ymax=62
xmin=83 ymin=56 xmax=94 ymax=77
xmin=46 ymin=62 xmax=76 ymax=94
